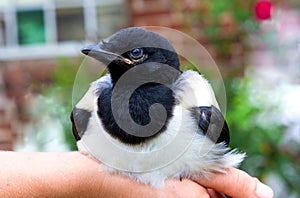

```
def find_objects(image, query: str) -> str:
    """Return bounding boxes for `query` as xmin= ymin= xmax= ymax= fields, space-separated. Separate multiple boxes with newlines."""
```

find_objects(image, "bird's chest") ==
xmin=96 ymin=85 xmax=175 ymax=144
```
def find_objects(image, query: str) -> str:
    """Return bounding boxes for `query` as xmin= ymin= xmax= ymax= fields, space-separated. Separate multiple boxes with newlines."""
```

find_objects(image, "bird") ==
xmin=71 ymin=27 xmax=245 ymax=188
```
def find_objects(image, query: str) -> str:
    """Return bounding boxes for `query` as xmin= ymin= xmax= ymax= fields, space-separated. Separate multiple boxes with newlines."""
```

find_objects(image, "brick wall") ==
xmin=0 ymin=108 xmax=15 ymax=151
xmin=0 ymin=57 xmax=83 ymax=150
xmin=0 ymin=59 xmax=58 ymax=150
xmin=127 ymin=0 xmax=182 ymax=28
xmin=0 ymin=69 xmax=17 ymax=150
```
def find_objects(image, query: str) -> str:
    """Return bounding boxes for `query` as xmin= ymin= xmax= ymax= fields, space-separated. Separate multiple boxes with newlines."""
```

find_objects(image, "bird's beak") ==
xmin=81 ymin=44 xmax=133 ymax=65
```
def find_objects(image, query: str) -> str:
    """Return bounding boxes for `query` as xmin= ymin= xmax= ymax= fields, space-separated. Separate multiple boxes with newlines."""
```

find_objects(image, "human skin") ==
xmin=0 ymin=152 xmax=273 ymax=198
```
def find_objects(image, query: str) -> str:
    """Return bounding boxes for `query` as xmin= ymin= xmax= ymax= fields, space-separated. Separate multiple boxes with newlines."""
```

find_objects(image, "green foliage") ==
xmin=41 ymin=57 xmax=81 ymax=151
xmin=174 ymin=0 xmax=258 ymax=66
xmin=175 ymin=1 xmax=300 ymax=193
xmin=41 ymin=56 xmax=108 ymax=151
xmin=203 ymin=0 xmax=256 ymax=35
xmin=225 ymin=77 xmax=300 ymax=194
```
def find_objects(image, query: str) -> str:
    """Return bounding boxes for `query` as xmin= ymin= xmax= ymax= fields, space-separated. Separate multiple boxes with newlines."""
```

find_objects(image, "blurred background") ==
xmin=0 ymin=0 xmax=299 ymax=197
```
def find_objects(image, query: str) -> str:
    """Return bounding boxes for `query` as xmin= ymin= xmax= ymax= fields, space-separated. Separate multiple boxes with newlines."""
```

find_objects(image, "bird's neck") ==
xmin=109 ymin=68 xmax=128 ymax=85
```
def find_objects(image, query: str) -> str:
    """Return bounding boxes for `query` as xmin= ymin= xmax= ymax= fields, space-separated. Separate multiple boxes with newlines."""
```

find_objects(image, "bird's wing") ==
xmin=174 ymin=70 xmax=229 ymax=145
xmin=71 ymin=74 xmax=112 ymax=141
xmin=193 ymin=105 xmax=230 ymax=145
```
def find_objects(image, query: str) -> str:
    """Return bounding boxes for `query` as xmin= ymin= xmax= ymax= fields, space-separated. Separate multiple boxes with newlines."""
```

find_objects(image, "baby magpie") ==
xmin=71 ymin=27 xmax=245 ymax=187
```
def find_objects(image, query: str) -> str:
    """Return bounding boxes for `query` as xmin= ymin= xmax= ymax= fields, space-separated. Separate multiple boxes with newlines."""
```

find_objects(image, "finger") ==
xmin=162 ymin=179 xmax=210 ymax=198
xmin=207 ymin=189 xmax=226 ymax=198
xmin=195 ymin=168 xmax=274 ymax=198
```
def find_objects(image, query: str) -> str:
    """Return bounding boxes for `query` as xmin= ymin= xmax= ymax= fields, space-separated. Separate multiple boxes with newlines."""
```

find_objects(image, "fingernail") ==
xmin=255 ymin=182 xmax=274 ymax=198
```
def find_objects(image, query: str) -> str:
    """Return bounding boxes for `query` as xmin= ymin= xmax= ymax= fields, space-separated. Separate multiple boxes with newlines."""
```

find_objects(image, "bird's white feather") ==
xmin=76 ymin=74 xmax=112 ymax=111
xmin=174 ymin=70 xmax=220 ymax=109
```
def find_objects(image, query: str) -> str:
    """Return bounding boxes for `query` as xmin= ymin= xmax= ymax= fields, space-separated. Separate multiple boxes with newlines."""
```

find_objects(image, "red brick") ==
xmin=130 ymin=0 xmax=172 ymax=15
xmin=132 ymin=13 xmax=181 ymax=28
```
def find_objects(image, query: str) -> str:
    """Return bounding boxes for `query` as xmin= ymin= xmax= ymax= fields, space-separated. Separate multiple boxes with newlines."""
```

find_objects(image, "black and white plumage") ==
xmin=71 ymin=27 xmax=245 ymax=187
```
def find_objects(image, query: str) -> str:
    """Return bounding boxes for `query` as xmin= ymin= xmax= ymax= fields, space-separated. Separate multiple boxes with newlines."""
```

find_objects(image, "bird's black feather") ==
xmin=193 ymin=106 xmax=230 ymax=145
xmin=97 ymin=83 xmax=175 ymax=145
xmin=108 ymin=47 xmax=180 ymax=84
xmin=71 ymin=108 xmax=91 ymax=141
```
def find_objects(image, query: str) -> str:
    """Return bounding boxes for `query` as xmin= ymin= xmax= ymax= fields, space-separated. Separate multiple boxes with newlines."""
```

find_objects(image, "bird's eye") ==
xmin=130 ymin=48 xmax=144 ymax=60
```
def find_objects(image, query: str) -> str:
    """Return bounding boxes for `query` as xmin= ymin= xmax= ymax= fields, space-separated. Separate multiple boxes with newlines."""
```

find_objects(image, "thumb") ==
xmin=195 ymin=167 xmax=274 ymax=198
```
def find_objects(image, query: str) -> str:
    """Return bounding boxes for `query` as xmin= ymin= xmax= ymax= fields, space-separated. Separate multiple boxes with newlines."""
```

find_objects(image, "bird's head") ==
xmin=81 ymin=27 xmax=180 ymax=84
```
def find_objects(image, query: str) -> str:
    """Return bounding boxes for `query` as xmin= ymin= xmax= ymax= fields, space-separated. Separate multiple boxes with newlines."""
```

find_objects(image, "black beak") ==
xmin=81 ymin=44 xmax=133 ymax=65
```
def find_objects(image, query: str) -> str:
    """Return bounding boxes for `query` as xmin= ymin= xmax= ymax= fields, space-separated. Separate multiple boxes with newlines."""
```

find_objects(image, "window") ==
xmin=17 ymin=10 xmax=46 ymax=45
xmin=0 ymin=0 xmax=125 ymax=60
xmin=56 ymin=7 xmax=84 ymax=42
xmin=96 ymin=4 xmax=126 ymax=38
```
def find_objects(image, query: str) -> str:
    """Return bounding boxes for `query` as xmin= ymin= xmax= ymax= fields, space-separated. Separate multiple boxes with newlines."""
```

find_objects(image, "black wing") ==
xmin=70 ymin=107 xmax=91 ymax=141
xmin=193 ymin=105 xmax=230 ymax=145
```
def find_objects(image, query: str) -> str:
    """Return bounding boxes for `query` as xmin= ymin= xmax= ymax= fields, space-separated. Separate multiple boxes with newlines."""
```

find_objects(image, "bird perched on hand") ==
xmin=71 ymin=27 xmax=245 ymax=187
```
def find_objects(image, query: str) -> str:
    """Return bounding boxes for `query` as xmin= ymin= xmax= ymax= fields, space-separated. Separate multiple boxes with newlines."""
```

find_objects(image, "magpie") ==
xmin=71 ymin=27 xmax=245 ymax=187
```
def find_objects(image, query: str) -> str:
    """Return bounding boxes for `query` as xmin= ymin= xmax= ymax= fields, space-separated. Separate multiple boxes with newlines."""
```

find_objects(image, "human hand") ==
xmin=194 ymin=167 xmax=274 ymax=198
xmin=153 ymin=168 xmax=273 ymax=198
xmin=0 ymin=151 xmax=273 ymax=198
